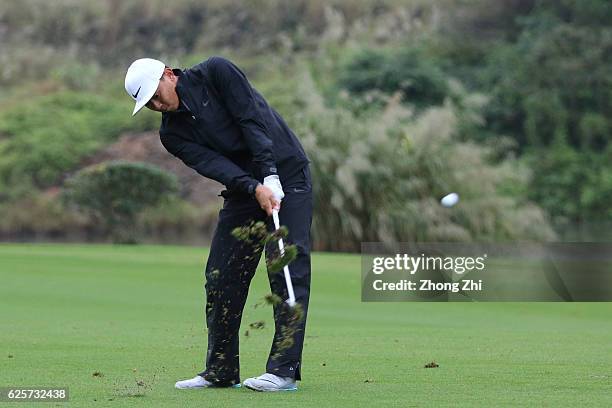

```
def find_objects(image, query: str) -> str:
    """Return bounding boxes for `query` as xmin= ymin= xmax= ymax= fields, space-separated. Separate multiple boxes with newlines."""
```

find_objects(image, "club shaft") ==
xmin=272 ymin=209 xmax=296 ymax=306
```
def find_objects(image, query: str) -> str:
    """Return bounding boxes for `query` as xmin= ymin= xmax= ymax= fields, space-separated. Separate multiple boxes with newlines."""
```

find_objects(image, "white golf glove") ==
xmin=263 ymin=175 xmax=285 ymax=202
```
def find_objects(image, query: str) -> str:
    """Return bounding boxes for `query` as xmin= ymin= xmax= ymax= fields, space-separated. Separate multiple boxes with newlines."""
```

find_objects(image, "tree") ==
xmin=336 ymin=47 xmax=449 ymax=110
xmin=527 ymin=142 xmax=612 ymax=223
xmin=484 ymin=20 xmax=612 ymax=151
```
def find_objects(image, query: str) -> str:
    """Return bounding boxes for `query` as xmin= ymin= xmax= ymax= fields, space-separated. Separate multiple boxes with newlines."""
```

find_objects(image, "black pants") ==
xmin=198 ymin=166 xmax=312 ymax=386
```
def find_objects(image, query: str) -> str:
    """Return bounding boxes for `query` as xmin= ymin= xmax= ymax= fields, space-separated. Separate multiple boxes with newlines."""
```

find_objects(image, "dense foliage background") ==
xmin=0 ymin=0 xmax=609 ymax=247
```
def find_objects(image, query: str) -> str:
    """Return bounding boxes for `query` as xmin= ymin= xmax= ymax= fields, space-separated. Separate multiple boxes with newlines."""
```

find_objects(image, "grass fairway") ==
xmin=1 ymin=243 xmax=611 ymax=407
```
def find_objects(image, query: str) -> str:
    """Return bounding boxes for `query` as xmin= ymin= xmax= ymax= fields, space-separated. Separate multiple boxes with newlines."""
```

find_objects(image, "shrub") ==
xmin=63 ymin=161 xmax=178 ymax=243
xmin=0 ymin=192 xmax=87 ymax=238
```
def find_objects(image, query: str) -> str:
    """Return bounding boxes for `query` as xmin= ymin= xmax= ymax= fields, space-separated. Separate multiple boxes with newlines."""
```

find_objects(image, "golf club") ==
xmin=272 ymin=208 xmax=296 ymax=307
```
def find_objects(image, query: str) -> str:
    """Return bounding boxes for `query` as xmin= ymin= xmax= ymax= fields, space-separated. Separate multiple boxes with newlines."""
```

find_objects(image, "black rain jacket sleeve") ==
xmin=207 ymin=57 xmax=277 ymax=179
xmin=160 ymin=131 xmax=260 ymax=195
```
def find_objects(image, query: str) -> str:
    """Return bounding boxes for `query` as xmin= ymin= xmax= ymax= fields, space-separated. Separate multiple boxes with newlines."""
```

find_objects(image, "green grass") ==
xmin=1 ymin=244 xmax=611 ymax=407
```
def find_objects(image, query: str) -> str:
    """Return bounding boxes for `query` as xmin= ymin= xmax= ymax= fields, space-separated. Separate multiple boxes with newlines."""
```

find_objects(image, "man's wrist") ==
xmin=248 ymin=180 xmax=262 ymax=196
xmin=262 ymin=166 xmax=278 ymax=179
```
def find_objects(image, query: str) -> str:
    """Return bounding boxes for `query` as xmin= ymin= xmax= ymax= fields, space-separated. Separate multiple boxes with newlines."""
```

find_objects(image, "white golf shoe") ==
xmin=243 ymin=373 xmax=297 ymax=392
xmin=174 ymin=375 xmax=241 ymax=389
xmin=175 ymin=375 xmax=211 ymax=389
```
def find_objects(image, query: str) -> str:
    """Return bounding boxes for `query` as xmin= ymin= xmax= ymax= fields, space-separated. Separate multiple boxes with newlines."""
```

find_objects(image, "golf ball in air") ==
xmin=441 ymin=193 xmax=459 ymax=207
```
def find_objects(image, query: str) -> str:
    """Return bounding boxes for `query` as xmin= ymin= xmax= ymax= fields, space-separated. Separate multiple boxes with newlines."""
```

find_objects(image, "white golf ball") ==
xmin=441 ymin=192 xmax=459 ymax=207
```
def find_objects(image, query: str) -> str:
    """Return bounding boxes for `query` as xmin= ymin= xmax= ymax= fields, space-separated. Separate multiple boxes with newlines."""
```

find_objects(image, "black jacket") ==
xmin=159 ymin=56 xmax=309 ymax=196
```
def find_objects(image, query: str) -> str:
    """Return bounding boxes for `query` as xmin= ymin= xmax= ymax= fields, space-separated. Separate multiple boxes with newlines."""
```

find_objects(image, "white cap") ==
xmin=124 ymin=58 xmax=166 ymax=116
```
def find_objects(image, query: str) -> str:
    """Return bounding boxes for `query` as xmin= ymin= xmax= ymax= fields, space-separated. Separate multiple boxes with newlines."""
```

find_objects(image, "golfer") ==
xmin=124 ymin=56 xmax=312 ymax=392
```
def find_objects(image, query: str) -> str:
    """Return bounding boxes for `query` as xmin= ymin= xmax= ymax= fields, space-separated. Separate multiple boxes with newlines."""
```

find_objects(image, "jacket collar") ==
xmin=173 ymin=69 xmax=191 ymax=114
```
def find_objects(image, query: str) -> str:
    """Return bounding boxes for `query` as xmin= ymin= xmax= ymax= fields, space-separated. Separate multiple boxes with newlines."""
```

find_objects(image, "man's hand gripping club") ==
xmin=255 ymin=175 xmax=284 ymax=215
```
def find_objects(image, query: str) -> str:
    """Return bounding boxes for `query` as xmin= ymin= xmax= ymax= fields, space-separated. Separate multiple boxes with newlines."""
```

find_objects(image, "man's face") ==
xmin=146 ymin=68 xmax=180 ymax=112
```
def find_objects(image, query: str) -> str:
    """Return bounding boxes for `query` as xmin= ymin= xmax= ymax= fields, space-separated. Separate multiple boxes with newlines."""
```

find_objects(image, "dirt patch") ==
xmin=113 ymin=367 xmax=165 ymax=398
xmin=249 ymin=321 xmax=266 ymax=330
xmin=76 ymin=131 xmax=223 ymax=204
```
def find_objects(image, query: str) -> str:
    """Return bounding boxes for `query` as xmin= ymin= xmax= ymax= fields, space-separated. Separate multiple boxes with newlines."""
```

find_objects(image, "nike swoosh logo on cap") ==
xmin=132 ymin=86 xmax=141 ymax=99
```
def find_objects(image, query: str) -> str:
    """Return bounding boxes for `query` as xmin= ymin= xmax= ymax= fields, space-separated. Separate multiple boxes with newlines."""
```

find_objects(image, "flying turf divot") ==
xmin=232 ymin=221 xmax=304 ymax=356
